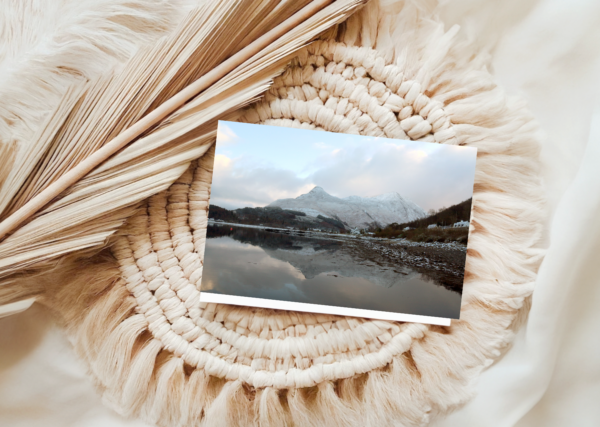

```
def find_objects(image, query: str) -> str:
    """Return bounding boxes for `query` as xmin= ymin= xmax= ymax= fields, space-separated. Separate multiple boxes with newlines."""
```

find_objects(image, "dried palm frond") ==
xmin=0 ymin=0 xmax=367 ymax=309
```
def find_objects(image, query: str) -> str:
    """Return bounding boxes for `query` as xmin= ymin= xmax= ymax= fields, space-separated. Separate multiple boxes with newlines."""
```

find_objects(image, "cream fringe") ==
xmin=0 ymin=0 xmax=189 ymax=159
xmin=0 ymin=0 xmax=192 ymax=319
xmin=28 ymin=1 xmax=544 ymax=426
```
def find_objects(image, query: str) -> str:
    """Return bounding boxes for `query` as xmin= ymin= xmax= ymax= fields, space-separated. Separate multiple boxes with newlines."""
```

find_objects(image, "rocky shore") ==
xmin=350 ymin=239 xmax=467 ymax=293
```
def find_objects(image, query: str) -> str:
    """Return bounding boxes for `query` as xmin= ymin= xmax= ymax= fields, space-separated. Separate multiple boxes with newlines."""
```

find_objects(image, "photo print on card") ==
xmin=199 ymin=121 xmax=477 ymax=326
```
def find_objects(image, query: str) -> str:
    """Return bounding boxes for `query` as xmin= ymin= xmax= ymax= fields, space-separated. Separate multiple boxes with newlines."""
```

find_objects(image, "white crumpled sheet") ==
xmin=1 ymin=0 xmax=599 ymax=425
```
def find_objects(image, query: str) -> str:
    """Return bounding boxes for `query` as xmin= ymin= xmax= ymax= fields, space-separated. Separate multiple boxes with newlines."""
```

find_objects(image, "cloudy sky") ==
xmin=210 ymin=121 xmax=477 ymax=212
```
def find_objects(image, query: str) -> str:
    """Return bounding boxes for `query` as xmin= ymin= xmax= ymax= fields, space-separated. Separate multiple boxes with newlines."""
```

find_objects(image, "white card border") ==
xmin=199 ymin=292 xmax=452 ymax=326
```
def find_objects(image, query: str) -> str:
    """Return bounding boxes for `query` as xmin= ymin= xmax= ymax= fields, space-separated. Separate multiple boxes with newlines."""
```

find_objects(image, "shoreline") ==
xmin=208 ymin=220 xmax=466 ymax=251
xmin=358 ymin=240 xmax=466 ymax=292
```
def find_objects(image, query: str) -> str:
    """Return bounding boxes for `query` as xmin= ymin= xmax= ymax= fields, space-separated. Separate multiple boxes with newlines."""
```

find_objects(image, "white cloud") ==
xmin=210 ymin=156 xmax=315 ymax=210
xmin=216 ymin=123 xmax=239 ymax=147
xmin=213 ymin=154 xmax=232 ymax=170
xmin=308 ymin=143 xmax=476 ymax=210
xmin=407 ymin=149 xmax=428 ymax=163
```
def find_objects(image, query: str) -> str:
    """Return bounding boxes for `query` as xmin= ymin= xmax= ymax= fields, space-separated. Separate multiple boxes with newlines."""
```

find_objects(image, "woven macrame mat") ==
xmin=42 ymin=39 xmax=543 ymax=427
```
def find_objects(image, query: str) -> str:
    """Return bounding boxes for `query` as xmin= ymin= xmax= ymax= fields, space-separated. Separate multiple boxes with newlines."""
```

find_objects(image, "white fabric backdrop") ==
xmin=1 ymin=0 xmax=599 ymax=425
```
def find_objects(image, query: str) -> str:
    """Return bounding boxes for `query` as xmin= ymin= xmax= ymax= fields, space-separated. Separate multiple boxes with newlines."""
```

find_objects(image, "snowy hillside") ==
xmin=267 ymin=186 xmax=426 ymax=229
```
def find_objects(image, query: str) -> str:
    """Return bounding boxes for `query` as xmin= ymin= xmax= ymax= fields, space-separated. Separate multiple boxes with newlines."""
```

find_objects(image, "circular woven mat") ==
xmin=57 ymin=37 xmax=543 ymax=427
xmin=241 ymin=41 xmax=456 ymax=144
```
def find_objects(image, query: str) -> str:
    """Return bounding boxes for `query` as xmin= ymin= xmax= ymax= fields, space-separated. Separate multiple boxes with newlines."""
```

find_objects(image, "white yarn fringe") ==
xmin=0 ymin=0 xmax=196 ymax=150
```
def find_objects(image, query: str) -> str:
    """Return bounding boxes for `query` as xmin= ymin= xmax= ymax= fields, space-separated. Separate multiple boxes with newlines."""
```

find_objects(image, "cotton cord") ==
xmin=240 ymin=40 xmax=456 ymax=145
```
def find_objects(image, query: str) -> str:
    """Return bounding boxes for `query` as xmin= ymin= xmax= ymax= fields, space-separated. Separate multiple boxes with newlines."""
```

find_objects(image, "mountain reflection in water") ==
xmin=202 ymin=224 xmax=461 ymax=319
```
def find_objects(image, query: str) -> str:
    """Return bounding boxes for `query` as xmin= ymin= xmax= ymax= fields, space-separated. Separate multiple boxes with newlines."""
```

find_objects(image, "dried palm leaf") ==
xmin=0 ymin=0 xmax=367 ymax=308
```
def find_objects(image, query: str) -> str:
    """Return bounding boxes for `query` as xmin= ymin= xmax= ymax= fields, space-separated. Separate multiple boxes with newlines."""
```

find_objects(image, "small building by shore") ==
xmin=453 ymin=220 xmax=470 ymax=228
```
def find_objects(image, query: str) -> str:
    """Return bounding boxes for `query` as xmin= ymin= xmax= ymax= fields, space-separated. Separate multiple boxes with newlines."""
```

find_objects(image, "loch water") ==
xmin=202 ymin=224 xmax=462 ymax=319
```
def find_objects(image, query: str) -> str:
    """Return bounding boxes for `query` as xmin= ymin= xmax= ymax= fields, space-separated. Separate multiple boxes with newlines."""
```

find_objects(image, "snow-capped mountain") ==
xmin=267 ymin=186 xmax=426 ymax=229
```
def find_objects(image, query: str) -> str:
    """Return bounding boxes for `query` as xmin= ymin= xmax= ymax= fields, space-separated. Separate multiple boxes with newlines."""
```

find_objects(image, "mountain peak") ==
xmin=268 ymin=187 xmax=426 ymax=228
xmin=309 ymin=186 xmax=327 ymax=194
xmin=300 ymin=186 xmax=333 ymax=200
xmin=372 ymin=192 xmax=402 ymax=201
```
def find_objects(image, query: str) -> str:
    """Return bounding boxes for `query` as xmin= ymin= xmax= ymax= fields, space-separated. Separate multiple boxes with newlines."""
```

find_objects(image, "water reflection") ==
xmin=202 ymin=224 xmax=461 ymax=319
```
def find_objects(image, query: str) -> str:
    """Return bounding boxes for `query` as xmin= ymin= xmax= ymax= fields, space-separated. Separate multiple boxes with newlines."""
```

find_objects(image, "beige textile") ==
xmin=3 ymin=0 xmax=596 ymax=425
